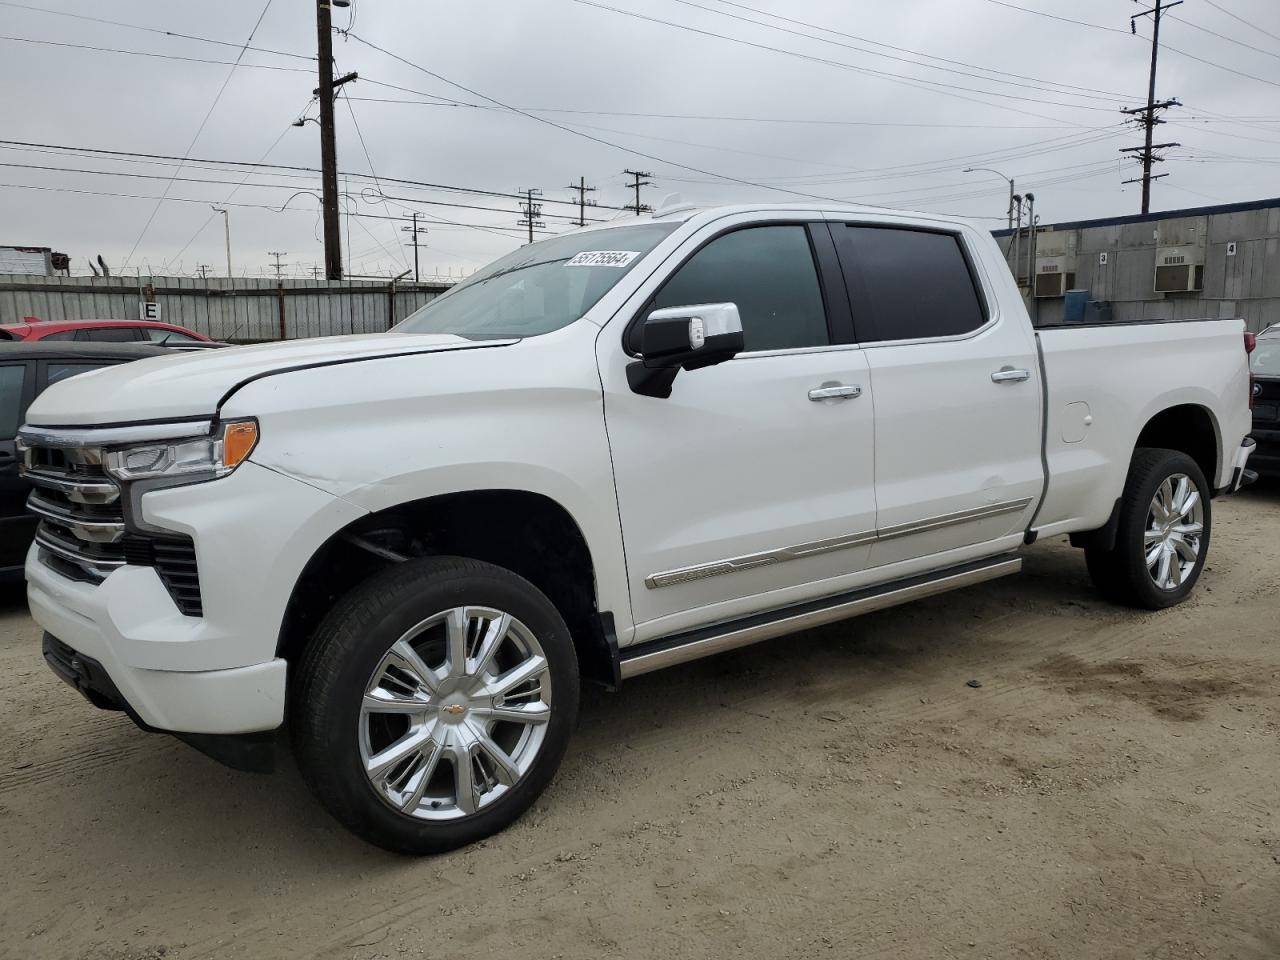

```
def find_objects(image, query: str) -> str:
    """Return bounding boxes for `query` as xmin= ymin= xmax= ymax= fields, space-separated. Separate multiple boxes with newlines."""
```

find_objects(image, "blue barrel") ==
xmin=1063 ymin=288 xmax=1089 ymax=323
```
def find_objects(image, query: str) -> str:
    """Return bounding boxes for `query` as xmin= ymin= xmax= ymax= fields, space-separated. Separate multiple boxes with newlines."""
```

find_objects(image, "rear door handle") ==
xmin=991 ymin=367 xmax=1031 ymax=383
xmin=808 ymin=384 xmax=862 ymax=401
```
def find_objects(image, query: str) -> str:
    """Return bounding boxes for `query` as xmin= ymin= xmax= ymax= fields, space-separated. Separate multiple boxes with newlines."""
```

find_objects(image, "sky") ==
xmin=2 ymin=0 xmax=1278 ymax=279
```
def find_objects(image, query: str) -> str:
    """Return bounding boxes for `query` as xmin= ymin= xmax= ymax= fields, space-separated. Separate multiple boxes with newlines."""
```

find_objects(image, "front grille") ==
xmin=21 ymin=438 xmax=203 ymax=616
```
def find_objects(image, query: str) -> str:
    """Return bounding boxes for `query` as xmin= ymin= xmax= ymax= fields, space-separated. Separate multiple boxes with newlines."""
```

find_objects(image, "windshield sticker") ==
xmin=565 ymin=250 xmax=640 ymax=268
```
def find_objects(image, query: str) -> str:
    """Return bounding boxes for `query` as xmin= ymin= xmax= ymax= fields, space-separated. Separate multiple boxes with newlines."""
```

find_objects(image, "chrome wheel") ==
xmin=359 ymin=606 xmax=552 ymax=821
xmin=1144 ymin=473 xmax=1204 ymax=591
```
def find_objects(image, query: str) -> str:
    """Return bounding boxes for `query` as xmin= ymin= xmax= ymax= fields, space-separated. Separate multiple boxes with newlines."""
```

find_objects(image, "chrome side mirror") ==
xmin=627 ymin=302 xmax=744 ymax=398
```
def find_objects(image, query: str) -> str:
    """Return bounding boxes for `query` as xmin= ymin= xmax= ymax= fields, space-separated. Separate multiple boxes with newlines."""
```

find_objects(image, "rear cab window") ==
xmin=835 ymin=225 xmax=988 ymax=343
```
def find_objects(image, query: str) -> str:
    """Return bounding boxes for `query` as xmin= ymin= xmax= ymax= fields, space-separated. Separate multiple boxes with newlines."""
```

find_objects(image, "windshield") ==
xmin=394 ymin=222 xmax=679 ymax=339
xmin=1252 ymin=334 xmax=1280 ymax=377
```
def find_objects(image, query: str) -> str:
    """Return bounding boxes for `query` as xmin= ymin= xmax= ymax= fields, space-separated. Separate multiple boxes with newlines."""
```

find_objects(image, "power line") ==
xmin=675 ymin=0 xmax=1139 ymax=102
xmin=341 ymin=86 xmax=412 ymax=272
xmin=976 ymin=0 xmax=1280 ymax=91
xmin=121 ymin=0 xmax=277 ymax=271
xmin=343 ymin=97 xmax=1086 ymax=129
xmin=0 ymin=138 xmax=626 ymax=212
xmin=1166 ymin=11 xmax=1280 ymax=62
xmin=976 ymin=0 xmax=1128 ymax=34
xmin=0 ymin=34 xmax=310 ymax=72
xmin=160 ymin=98 xmax=313 ymax=273
xmin=0 ymin=0 xmax=313 ymax=61
xmin=1202 ymin=0 xmax=1280 ymax=44
xmin=0 ymin=181 xmax=548 ymax=237
xmin=570 ymin=0 xmax=1121 ymax=124
xmin=343 ymin=30 xmax=844 ymax=202
xmin=0 ymin=161 xmax=594 ymax=222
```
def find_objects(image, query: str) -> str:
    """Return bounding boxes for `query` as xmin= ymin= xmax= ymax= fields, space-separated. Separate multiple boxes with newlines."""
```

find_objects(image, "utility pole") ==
xmin=565 ymin=176 xmax=597 ymax=227
xmin=211 ymin=206 xmax=232 ymax=277
xmin=623 ymin=169 xmax=653 ymax=215
xmin=400 ymin=212 xmax=427 ymax=281
xmin=268 ymin=251 xmax=288 ymax=280
xmin=1122 ymin=0 xmax=1182 ymax=214
xmin=196 ymin=264 xmax=212 ymax=280
xmin=518 ymin=188 xmax=545 ymax=244
xmin=314 ymin=0 xmax=358 ymax=279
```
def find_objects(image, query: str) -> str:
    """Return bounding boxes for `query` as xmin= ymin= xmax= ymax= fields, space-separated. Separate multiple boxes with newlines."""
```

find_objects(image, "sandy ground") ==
xmin=1 ymin=485 xmax=1278 ymax=960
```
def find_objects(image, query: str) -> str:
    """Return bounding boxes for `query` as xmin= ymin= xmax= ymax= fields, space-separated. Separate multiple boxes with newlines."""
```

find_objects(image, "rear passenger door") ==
xmin=0 ymin=361 xmax=36 ymax=571
xmin=831 ymin=221 xmax=1043 ymax=568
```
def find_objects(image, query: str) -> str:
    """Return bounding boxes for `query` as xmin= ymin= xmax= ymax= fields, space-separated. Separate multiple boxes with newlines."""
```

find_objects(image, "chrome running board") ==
xmin=619 ymin=554 xmax=1022 ymax=680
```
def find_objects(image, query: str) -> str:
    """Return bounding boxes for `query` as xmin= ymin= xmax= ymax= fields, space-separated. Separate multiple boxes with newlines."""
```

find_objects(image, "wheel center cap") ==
xmin=439 ymin=697 xmax=469 ymax=723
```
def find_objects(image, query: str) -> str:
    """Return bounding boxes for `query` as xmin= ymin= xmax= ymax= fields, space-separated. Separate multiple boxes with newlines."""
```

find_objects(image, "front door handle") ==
xmin=991 ymin=367 xmax=1031 ymax=383
xmin=808 ymin=384 xmax=862 ymax=401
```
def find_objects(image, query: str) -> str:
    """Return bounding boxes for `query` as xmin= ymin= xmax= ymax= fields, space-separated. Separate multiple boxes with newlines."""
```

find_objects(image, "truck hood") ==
xmin=24 ymin=333 xmax=516 ymax=426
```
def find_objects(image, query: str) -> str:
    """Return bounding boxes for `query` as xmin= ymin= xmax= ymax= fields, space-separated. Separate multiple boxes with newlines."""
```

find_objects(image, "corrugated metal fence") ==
xmin=0 ymin=275 xmax=450 ymax=340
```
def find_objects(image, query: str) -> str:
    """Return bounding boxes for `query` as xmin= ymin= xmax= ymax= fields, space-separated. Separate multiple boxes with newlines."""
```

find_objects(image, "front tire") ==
xmin=1085 ymin=448 xmax=1211 ymax=610
xmin=291 ymin=556 xmax=579 ymax=854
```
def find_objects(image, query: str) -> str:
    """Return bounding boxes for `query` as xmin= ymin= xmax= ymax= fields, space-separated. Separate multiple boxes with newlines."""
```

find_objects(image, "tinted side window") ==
xmin=842 ymin=227 xmax=985 ymax=342
xmin=39 ymin=330 xmax=79 ymax=341
xmin=46 ymin=362 xmax=114 ymax=388
xmin=0 ymin=365 xmax=26 ymax=438
xmin=143 ymin=328 xmax=200 ymax=343
xmin=82 ymin=327 xmax=139 ymax=342
xmin=652 ymin=225 xmax=829 ymax=352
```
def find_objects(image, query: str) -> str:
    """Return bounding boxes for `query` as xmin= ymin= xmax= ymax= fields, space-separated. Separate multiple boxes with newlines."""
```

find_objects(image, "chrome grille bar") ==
xmin=22 ymin=468 xmax=119 ymax=505
xmin=27 ymin=493 xmax=126 ymax=544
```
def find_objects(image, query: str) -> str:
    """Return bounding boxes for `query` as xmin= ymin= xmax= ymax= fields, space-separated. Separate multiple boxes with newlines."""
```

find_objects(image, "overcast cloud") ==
xmin=2 ymin=0 xmax=1277 ymax=279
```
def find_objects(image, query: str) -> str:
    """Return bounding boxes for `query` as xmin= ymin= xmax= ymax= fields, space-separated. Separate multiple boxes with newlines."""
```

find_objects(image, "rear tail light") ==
xmin=1246 ymin=332 xmax=1257 ymax=410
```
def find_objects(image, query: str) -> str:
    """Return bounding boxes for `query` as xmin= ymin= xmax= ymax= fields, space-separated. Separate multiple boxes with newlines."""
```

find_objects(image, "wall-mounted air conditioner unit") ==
xmin=1034 ymin=256 xmax=1076 ymax=298
xmin=1153 ymin=217 xmax=1206 ymax=295
xmin=1153 ymin=245 xmax=1204 ymax=293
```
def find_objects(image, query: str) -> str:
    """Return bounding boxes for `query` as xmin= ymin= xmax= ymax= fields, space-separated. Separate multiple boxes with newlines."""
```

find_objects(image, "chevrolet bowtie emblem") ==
xmin=442 ymin=704 xmax=466 ymax=716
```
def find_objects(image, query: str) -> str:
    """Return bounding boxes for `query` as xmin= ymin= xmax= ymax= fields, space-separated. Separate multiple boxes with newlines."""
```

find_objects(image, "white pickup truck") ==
xmin=19 ymin=203 xmax=1256 ymax=853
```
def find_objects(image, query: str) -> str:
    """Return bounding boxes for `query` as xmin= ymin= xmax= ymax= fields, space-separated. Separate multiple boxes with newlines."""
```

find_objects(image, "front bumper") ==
xmin=42 ymin=632 xmax=277 ymax=771
xmin=29 ymin=559 xmax=288 ymax=734
xmin=26 ymin=458 xmax=367 ymax=736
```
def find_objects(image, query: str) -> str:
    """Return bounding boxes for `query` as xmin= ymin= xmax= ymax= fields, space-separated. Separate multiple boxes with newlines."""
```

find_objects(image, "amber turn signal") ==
xmin=222 ymin=420 xmax=259 ymax=469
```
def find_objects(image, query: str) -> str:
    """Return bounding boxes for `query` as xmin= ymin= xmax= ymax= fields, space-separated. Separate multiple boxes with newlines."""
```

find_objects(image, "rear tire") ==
xmin=1084 ymin=448 xmax=1211 ymax=609
xmin=290 ymin=556 xmax=579 ymax=854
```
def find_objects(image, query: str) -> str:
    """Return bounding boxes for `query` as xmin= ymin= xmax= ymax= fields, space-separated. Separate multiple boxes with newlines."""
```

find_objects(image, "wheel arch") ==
xmin=276 ymin=488 xmax=620 ymax=688
xmin=1133 ymin=400 xmax=1221 ymax=488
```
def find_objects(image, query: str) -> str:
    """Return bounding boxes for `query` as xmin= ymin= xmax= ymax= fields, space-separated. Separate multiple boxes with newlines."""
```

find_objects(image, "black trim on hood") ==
xmin=214 ymin=338 xmax=518 ymax=413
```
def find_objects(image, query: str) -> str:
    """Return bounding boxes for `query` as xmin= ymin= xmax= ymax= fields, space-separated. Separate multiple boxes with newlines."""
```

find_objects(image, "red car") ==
xmin=0 ymin=318 xmax=215 ymax=346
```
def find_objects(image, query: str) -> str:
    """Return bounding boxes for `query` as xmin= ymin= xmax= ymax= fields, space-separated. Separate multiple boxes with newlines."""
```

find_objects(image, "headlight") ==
xmin=104 ymin=419 xmax=258 ymax=483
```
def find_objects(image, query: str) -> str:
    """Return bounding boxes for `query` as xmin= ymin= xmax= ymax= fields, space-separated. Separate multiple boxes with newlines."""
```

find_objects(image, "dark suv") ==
xmin=0 ymin=342 xmax=175 ymax=580
xmin=1251 ymin=324 xmax=1280 ymax=479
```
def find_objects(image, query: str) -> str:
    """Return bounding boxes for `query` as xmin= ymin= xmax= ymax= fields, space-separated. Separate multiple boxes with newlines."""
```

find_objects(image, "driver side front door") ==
xmin=598 ymin=217 xmax=878 ymax=643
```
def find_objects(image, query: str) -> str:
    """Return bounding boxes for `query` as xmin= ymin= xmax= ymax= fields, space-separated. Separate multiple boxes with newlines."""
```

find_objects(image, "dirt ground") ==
xmin=2 ymin=486 xmax=1278 ymax=960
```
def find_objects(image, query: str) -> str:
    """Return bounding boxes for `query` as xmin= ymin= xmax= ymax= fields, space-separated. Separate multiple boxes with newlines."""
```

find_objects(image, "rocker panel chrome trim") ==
xmin=643 ymin=497 xmax=1032 ymax=589
xmin=622 ymin=556 xmax=1023 ymax=679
